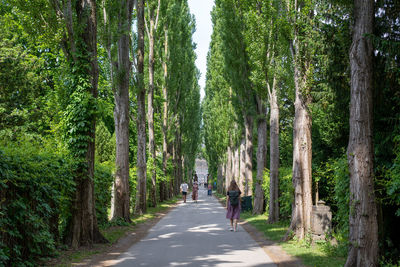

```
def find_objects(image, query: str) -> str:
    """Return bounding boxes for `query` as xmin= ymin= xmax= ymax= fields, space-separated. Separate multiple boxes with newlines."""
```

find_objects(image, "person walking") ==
xmin=226 ymin=180 xmax=241 ymax=232
xmin=180 ymin=181 xmax=189 ymax=203
xmin=192 ymin=181 xmax=199 ymax=203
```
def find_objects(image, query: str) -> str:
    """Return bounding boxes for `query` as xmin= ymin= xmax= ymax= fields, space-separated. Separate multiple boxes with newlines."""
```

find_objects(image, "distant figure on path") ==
xmin=192 ymin=181 xmax=199 ymax=203
xmin=205 ymin=173 xmax=209 ymax=189
xmin=180 ymin=181 xmax=189 ymax=203
xmin=208 ymin=183 xmax=212 ymax=196
xmin=226 ymin=180 xmax=241 ymax=232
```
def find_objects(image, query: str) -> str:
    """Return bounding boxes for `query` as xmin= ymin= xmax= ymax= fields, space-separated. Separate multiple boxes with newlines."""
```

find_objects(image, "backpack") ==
xmin=228 ymin=190 xmax=240 ymax=206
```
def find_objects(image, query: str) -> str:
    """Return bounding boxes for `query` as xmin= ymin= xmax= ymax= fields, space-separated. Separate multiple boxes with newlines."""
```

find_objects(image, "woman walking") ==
xmin=226 ymin=180 xmax=241 ymax=231
xmin=192 ymin=181 xmax=199 ymax=203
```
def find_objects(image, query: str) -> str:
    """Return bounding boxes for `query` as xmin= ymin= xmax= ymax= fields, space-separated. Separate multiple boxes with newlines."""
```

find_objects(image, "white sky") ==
xmin=188 ymin=0 xmax=215 ymax=100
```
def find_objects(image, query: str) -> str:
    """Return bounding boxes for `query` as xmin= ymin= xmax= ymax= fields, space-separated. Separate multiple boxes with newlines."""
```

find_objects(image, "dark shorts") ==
xmin=182 ymin=192 xmax=187 ymax=195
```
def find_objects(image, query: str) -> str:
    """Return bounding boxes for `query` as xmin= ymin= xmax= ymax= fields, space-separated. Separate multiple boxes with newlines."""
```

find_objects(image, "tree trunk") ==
xmin=244 ymin=114 xmax=253 ymax=196
xmin=254 ymin=96 xmax=267 ymax=214
xmin=68 ymin=0 xmax=107 ymax=248
xmin=162 ymin=26 xmax=169 ymax=202
xmin=226 ymin=146 xmax=232 ymax=188
xmin=345 ymin=1 xmax=378 ymax=266
xmin=217 ymin=165 xmax=223 ymax=194
xmin=268 ymin=78 xmax=280 ymax=223
xmin=135 ymin=0 xmax=147 ymax=215
xmin=234 ymin=146 xmax=240 ymax=180
xmin=222 ymin=163 xmax=226 ymax=194
xmin=147 ymin=12 xmax=157 ymax=208
xmin=111 ymin=0 xmax=134 ymax=223
xmin=240 ymin=138 xmax=246 ymax=193
xmin=178 ymin=139 xmax=183 ymax=188
xmin=283 ymin=0 xmax=313 ymax=240
xmin=284 ymin=58 xmax=312 ymax=241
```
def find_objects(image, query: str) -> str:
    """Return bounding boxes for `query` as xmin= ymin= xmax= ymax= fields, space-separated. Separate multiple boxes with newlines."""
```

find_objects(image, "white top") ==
xmin=180 ymin=183 xmax=188 ymax=192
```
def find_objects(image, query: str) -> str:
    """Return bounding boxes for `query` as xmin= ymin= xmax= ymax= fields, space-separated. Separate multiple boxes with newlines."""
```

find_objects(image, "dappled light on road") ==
xmin=109 ymin=188 xmax=277 ymax=267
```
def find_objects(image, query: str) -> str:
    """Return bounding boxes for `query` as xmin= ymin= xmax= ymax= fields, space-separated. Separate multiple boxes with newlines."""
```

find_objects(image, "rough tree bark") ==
xmin=268 ymin=76 xmax=280 ymax=223
xmin=65 ymin=0 xmax=107 ymax=248
xmin=284 ymin=46 xmax=313 ymax=240
xmin=253 ymin=96 xmax=267 ymax=215
xmin=135 ymin=0 xmax=147 ymax=215
xmin=345 ymin=1 xmax=378 ymax=266
xmin=145 ymin=0 xmax=160 ymax=208
xmin=106 ymin=0 xmax=135 ymax=223
xmin=283 ymin=0 xmax=313 ymax=240
xmin=244 ymin=114 xmax=253 ymax=196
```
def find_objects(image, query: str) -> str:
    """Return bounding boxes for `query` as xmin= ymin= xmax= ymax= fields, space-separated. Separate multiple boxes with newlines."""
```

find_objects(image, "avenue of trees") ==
xmin=202 ymin=0 xmax=399 ymax=266
xmin=0 ymin=0 xmax=200 ymax=265
xmin=1 ymin=0 xmax=399 ymax=266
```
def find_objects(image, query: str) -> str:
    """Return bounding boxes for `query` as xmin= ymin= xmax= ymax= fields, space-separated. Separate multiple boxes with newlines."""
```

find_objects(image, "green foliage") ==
xmin=0 ymin=142 xmax=74 ymax=266
xmin=386 ymin=138 xmax=400 ymax=216
xmin=241 ymin=211 xmax=346 ymax=267
xmin=278 ymin=167 xmax=294 ymax=220
xmin=202 ymin=6 xmax=238 ymax=175
xmin=95 ymin=120 xmax=115 ymax=163
xmin=94 ymin=163 xmax=114 ymax=227
xmin=0 ymin=8 xmax=58 ymax=140
xmin=263 ymin=169 xmax=270 ymax=214
xmin=61 ymin=78 xmax=97 ymax=161
xmin=312 ymin=154 xmax=349 ymax=247
xmin=331 ymin=156 xmax=350 ymax=238
xmin=129 ymin=166 xmax=137 ymax=212
xmin=0 ymin=139 xmax=113 ymax=266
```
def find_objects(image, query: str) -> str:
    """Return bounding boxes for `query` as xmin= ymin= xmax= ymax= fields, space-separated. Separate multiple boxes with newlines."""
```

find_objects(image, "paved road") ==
xmin=113 ymin=188 xmax=276 ymax=267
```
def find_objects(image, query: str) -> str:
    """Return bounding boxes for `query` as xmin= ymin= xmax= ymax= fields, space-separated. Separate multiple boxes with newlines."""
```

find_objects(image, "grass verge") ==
xmin=240 ymin=211 xmax=346 ymax=267
xmin=215 ymin=192 xmax=346 ymax=267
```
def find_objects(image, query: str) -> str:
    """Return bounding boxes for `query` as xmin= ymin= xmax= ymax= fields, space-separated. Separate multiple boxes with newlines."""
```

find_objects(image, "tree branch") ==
xmin=154 ymin=0 xmax=161 ymax=30
xmin=144 ymin=6 xmax=150 ymax=37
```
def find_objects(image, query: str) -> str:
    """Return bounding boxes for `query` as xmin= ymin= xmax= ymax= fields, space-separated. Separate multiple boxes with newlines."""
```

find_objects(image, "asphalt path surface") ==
xmin=112 ymin=187 xmax=276 ymax=267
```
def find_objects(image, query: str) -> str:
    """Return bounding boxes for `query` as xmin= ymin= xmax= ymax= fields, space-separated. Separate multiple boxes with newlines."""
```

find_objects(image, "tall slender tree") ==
xmin=101 ymin=0 xmax=135 ymax=223
xmin=161 ymin=24 xmax=169 ymax=201
xmin=145 ymin=0 xmax=161 ymax=207
xmin=283 ymin=0 xmax=314 ymax=240
xmin=135 ymin=0 xmax=147 ymax=215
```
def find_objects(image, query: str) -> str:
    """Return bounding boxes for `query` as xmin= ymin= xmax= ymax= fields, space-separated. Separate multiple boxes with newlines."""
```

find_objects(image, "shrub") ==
xmin=0 ymin=140 xmax=113 ymax=266
xmin=279 ymin=167 xmax=294 ymax=220
xmin=0 ymin=144 xmax=74 ymax=266
xmin=94 ymin=163 xmax=113 ymax=227
xmin=332 ymin=155 xmax=350 ymax=238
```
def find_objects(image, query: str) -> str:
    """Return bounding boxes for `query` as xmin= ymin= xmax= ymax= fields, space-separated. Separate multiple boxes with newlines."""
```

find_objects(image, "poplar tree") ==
xmin=345 ymin=0 xmax=378 ymax=265
xmin=145 ymin=0 xmax=161 ymax=207
xmin=215 ymin=0 xmax=256 ymax=196
xmin=283 ymin=0 xmax=315 ymax=240
xmin=100 ymin=0 xmax=135 ymax=223
xmin=135 ymin=0 xmax=147 ymax=215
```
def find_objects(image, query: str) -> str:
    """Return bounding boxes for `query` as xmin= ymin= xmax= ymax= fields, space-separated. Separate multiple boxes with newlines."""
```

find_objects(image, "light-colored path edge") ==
xmin=214 ymin=194 xmax=304 ymax=267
